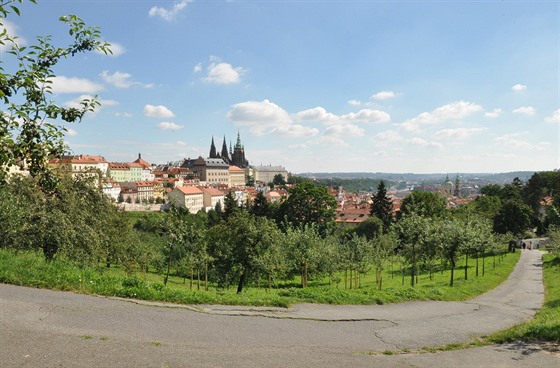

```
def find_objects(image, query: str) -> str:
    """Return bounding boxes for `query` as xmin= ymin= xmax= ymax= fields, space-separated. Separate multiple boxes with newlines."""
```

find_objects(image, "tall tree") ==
xmin=370 ymin=180 xmax=393 ymax=231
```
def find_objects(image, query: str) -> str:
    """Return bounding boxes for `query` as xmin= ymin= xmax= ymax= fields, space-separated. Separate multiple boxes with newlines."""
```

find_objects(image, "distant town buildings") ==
xmin=25 ymin=133 xmax=500 ymax=218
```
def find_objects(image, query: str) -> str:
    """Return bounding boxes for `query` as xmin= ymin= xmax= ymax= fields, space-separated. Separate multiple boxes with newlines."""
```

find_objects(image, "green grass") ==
xmin=0 ymin=248 xmax=519 ymax=308
xmin=489 ymin=253 xmax=560 ymax=343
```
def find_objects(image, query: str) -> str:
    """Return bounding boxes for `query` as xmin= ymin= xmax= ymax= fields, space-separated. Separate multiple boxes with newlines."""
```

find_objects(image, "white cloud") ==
xmin=295 ymin=107 xmax=390 ymax=124
xmin=433 ymin=127 xmax=487 ymax=140
xmin=0 ymin=20 xmax=26 ymax=51
xmin=295 ymin=107 xmax=339 ymax=123
xmin=96 ymin=41 xmax=125 ymax=57
xmin=401 ymin=101 xmax=483 ymax=132
xmin=204 ymin=61 xmax=245 ymax=84
xmin=544 ymin=109 xmax=560 ymax=124
xmin=407 ymin=137 xmax=444 ymax=149
xmin=115 ymin=112 xmax=133 ymax=118
xmin=65 ymin=128 xmax=78 ymax=137
xmin=495 ymin=134 xmax=534 ymax=150
xmin=288 ymin=143 xmax=307 ymax=150
xmin=149 ymin=0 xmax=191 ymax=21
xmin=324 ymin=124 xmax=365 ymax=137
xmin=374 ymin=130 xmax=404 ymax=143
xmin=193 ymin=63 xmax=202 ymax=73
xmin=371 ymin=91 xmax=397 ymax=100
xmin=157 ymin=122 xmax=184 ymax=131
xmin=100 ymin=71 xmax=134 ymax=88
xmin=273 ymin=124 xmax=319 ymax=137
xmin=513 ymin=106 xmax=535 ymax=116
xmin=144 ymin=104 xmax=176 ymax=118
xmin=227 ymin=99 xmax=318 ymax=137
xmin=484 ymin=108 xmax=503 ymax=118
xmin=512 ymin=84 xmax=527 ymax=91
xmin=101 ymin=70 xmax=153 ymax=89
xmin=314 ymin=135 xmax=348 ymax=147
xmin=51 ymin=76 xmax=105 ymax=94
xmin=63 ymin=95 xmax=118 ymax=111
xmin=348 ymin=100 xmax=362 ymax=106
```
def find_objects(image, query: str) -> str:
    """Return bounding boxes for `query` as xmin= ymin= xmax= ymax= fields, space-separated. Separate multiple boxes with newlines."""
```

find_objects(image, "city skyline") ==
xmin=4 ymin=0 xmax=559 ymax=174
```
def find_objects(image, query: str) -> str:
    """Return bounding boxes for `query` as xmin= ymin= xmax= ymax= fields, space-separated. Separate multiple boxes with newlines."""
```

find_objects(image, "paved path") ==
xmin=1 ymin=249 xmax=558 ymax=367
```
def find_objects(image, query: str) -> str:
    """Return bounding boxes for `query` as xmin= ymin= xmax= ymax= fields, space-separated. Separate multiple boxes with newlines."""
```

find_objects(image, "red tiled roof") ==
xmin=177 ymin=186 xmax=203 ymax=195
xmin=229 ymin=165 xmax=244 ymax=172
xmin=198 ymin=187 xmax=224 ymax=196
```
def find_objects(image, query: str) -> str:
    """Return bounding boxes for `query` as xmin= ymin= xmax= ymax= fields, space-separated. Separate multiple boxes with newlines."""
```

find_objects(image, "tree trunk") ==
xmin=464 ymin=253 xmax=468 ymax=280
xmin=475 ymin=252 xmax=479 ymax=277
xmin=303 ymin=261 xmax=308 ymax=288
xmin=190 ymin=268 xmax=193 ymax=289
xmin=205 ymin=263 xmax=208 ymax=291
xmin=482 ymin=255 xmax=485 ymax=276
xmin=450 ymin=266 xmax=454 ymax=287
xmin=197 ymin=269 xmax=200 ymax=290
xmin=164 ymin=254 xmax=172 ymax=286
xmin=449 ymin=258 xmax=455 ymax=287
xmin=236 ymin=272 xmax=245 ymax=294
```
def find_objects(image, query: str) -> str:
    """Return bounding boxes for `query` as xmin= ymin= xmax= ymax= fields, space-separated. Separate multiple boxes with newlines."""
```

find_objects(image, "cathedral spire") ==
xmin=221 ymin=135 xmax=230 ymax=163
xmin=209 ymin=136 xmax=217 ymax=158
xmin=235 ymin=130 xmax=243 ymax=148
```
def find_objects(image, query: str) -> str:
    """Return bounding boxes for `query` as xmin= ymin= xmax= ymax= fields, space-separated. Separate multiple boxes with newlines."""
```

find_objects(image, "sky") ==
xmin=2 ymin=0 xmax=559 ymax=174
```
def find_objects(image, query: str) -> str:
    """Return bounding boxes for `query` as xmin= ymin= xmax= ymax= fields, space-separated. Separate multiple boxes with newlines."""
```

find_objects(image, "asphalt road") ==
xmin=1 ymin=249 xmax=558 ymax=368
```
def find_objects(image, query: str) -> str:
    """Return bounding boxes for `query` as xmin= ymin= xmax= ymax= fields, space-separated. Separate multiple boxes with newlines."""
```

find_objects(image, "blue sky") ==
xmin=3 ymin=0 xmax=559 ymax=174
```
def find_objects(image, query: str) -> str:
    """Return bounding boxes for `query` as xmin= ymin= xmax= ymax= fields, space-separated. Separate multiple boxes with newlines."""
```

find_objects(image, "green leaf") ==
xmin=10 ymin=5 xmax=21 ymax=16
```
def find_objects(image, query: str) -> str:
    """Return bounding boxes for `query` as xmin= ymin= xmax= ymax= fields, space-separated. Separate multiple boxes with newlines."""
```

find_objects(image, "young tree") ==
xmin=285 ymin=224 xmax=334 ymax=288
xmin=371 ymin=233 xmax=396 ymax=290
xmin=392 ymin=214 xmax=431 ymax=286
xmin=370 ymin=180 xmax=393 ymax=231
xmin=0 ymin=2 xmax=111 ymax=191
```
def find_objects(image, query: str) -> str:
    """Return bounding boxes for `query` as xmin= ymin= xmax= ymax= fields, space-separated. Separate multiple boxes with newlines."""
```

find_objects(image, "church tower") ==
xmin=220 ymin=136 xmax=231 ymax=164
xmin=209 ymin=136 xmax=218 ymax=158
xmin=454 ymin=174 xmax=461 ymax=198
xmin=232 ymin=131 xmax=248 ymax=168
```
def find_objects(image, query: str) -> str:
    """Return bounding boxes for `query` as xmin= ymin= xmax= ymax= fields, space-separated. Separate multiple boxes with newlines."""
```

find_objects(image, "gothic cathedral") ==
xmin=209 ymin=132 xmax=249 ymax=168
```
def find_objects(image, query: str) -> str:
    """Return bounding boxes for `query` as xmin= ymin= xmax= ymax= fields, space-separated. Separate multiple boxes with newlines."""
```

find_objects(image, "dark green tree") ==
xmin=278 ymin=182 xmax=336 ymax=233
xmin=349 ymin=216 xmax=383 ymax=240
xmin=398 ymin=191 xmax=447 ymax=219
xmin=250 ymin=191 xmax=270 ymax=217
xmin=222 ymin=190 xmax=240 ymax=220
xmin=370 ymin=180 xmax=393 ymax=231
xmin=493 ymin=200 xmax=532 ymax=236
xmin=272 ymin=173 xmax=286 ymax=186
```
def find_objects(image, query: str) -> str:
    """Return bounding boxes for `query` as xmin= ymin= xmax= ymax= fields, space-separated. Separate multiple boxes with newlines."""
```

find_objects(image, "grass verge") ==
xmin=0 ymin=248 xmax=519 ymax=307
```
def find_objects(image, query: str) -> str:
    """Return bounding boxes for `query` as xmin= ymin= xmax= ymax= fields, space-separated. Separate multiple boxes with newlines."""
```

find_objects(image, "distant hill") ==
xmin=296 ymin=171 xmax=537 ymax=186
